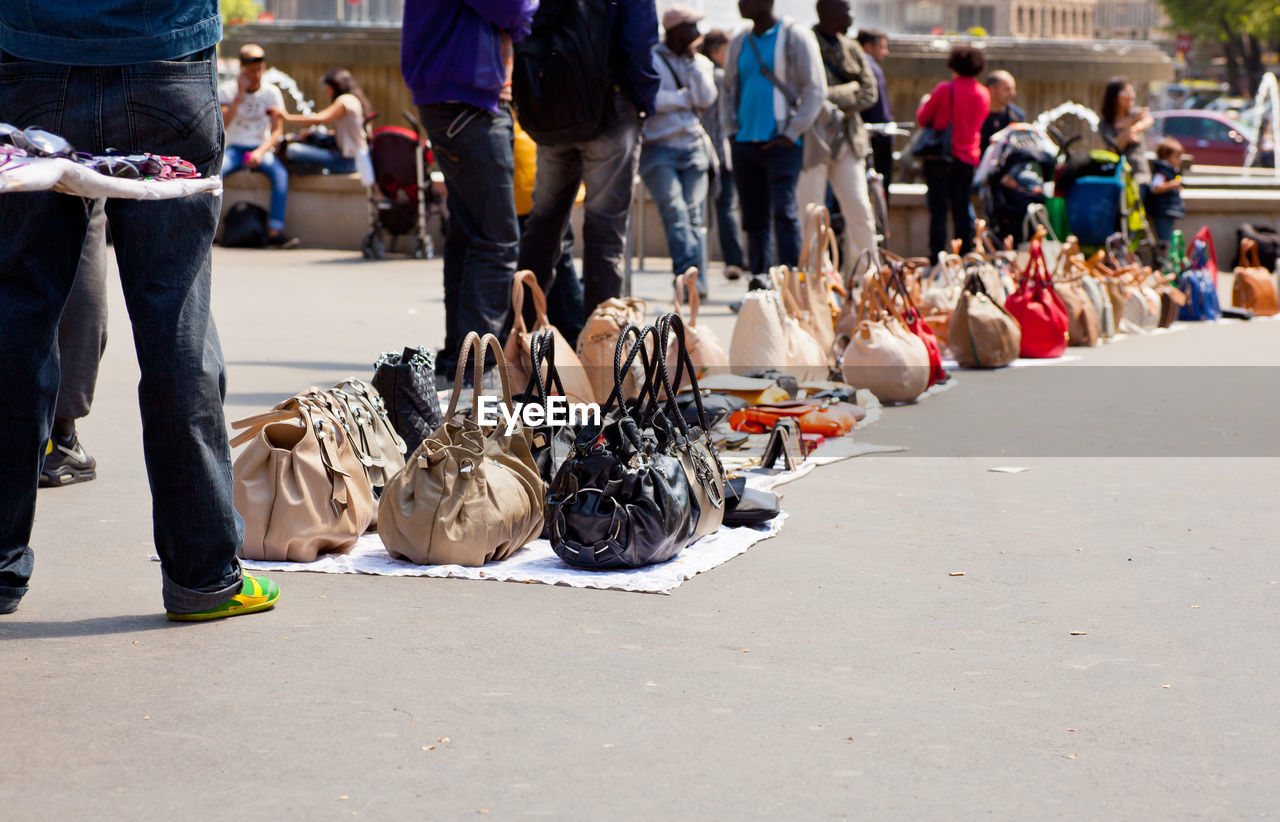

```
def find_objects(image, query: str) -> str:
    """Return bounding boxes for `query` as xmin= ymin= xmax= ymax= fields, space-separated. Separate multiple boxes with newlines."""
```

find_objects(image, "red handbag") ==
xmin=883 ymin=260 xmax=948 ymax=387
xmin=1005 ymin=237 xmax=1069 ymax=359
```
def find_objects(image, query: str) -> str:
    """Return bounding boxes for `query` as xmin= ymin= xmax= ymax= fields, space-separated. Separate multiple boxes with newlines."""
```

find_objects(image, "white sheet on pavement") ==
xmin=0 ymin=156 xmax=221 ymax=199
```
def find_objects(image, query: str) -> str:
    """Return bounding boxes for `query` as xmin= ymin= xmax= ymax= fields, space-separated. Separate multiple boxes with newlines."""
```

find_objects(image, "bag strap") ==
xmin=656 ymin=50 xmax=685 ymax=91
xmin=510 ymin=269 xmax=550 ymax=336
xmin=1241 ymin=237 xmax=1262 ymax=270
xmin=745 ymin=29 xmax=799 ymax=107
xmin=673 ymin=267 xmax=701 ymax=326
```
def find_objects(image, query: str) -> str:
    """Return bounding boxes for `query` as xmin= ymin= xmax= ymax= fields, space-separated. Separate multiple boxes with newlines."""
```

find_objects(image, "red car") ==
xmin=1148 ymin=110 xmax=1253 ymax=167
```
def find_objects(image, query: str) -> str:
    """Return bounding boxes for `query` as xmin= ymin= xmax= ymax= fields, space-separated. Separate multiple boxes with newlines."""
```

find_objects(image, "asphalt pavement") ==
xmin=3 ymin=248 xmax=1278 ymax=820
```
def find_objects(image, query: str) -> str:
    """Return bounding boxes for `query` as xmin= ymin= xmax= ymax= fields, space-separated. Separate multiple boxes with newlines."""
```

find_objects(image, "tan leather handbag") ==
xmin=671 ymin=268 xmax=730 ymax=384
xmin=578 ymin=296 xmax=646 ymax=401
xmin=839 ymin=274 xmax=930 ymax=403
xmin=775 ymin=268 xmax=832 ymax=382
xmin=730 ymin=284 xmax=790 ymax=376
xmin=232 ymin=391 xmax=375 ymax=562
xmin=504 ymin=270 xmax=597 ymax=404
xmin=1233 ymin=238 xmax=1280 ymax=316
xmin=948 ymin=271 xmax=1021 ymax=368
xmin=1052 ymin=239 xmax=1101 ymax=347
xmin=798 ymin=203 xmax=842 ymax=347
xmin=328 ymin=378 xmax=407 ymax=489
xmin=378 ymin=333 xmax=545 ymax=566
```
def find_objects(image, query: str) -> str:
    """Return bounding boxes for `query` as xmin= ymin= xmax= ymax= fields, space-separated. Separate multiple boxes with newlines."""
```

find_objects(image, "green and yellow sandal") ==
xmin=166 ymin=574 xmax=281 ymax=622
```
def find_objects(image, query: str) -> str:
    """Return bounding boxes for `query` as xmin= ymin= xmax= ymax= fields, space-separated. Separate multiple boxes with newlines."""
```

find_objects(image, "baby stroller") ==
xmin=975 ymin=123 xmax=1060 ymax=246
xmin=362 ymin=111 xmax=439 ymax=260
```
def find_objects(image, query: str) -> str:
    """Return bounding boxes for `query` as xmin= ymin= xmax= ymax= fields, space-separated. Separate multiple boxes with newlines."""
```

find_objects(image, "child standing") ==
xmin=1146 ymin=137 xmax=1186 ymax=266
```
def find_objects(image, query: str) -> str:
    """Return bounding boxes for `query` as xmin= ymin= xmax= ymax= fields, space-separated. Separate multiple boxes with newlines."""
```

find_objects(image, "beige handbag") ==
xmin=838 ymin=274 xmax=930 ymax=404
xmin=504 ymin=270 xmax=596 ymax=404
xmin=232 ymin=391 xmax=375 ymax=562
xmin=729 ymin=284 xmax=789 ymax=376
xmin=671 ymin=268 xmax=730 ymax=385
xmin=378 ymin=333 xmax=545 ymax=566
xmin=948 ymin=271 xmax=1021 ymax=368
xmin=578 ymin=296 xmax=646 ymax=402
xmin=328 ymin=378 xmax=407 ymax=489
xmin=798 ymin=203 xmax=842 ymax=347
xmin=775 ymin=268 xmax=832 ymax=382
xmin=1051 ymin=240 xmax=1101 ymax=347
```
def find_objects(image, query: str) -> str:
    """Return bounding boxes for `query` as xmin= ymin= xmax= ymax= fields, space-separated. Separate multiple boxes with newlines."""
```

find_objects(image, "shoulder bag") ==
xmin=838 ymin=272 xmax=930 ymax=403
xmin=1005 ymin=235 xmax=1070 ymax=358
xmin=1232 ymin=238 xmax=1280 ymax=316
xmin=505 ymin=270 xmax=597 ymax=404
xmin=948 ymin=270 xmax=1021 ymax=368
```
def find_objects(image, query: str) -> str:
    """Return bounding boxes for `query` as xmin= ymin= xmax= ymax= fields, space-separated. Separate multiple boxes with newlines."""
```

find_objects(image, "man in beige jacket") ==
xmin=796 ymin=0 xmax=879 ymax=272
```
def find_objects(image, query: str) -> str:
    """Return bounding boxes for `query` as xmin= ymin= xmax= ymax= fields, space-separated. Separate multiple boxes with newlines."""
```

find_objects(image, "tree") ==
xmin=1158 ymin=0 xmax=1280 ymax=94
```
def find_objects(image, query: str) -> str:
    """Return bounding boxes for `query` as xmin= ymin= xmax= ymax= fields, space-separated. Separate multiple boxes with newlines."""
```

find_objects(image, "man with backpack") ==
xmin=515 ymin=0 xmax=660 ymax=318
xmin=401 ymin=0 xmax=537 ymax=380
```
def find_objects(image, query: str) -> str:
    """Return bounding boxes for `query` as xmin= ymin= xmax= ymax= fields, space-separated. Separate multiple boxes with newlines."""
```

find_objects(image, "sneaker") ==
xmin=166 ymin=574 xmax=281 ymax=622
xmin=39 ymin=433 xmax=97 ymax=487
xmin=724 ymin=265 xmax=745 ymax=281
xmin=265 ymin=232 xmax=301 ymax=249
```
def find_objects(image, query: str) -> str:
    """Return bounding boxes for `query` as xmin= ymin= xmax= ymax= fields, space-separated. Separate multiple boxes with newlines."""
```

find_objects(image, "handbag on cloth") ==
xmin=515 ymin=329 xmax=581 ymax=489
xmin=377 ymin=332 xmax=545 ymax=566
xmin=730 ymin=285 xmax=789 ymax=376
xmin=883 ymin=259 xmax=948 ymax=386
xmin=231 ymin=391 xmax=375 ymax=562
xmin=1232 ymin=238 xmax=1280 ymax=316
xmin=798 ymin=203 xmax=842 ymax=345
xmin=327 ymin=378 xmax=408 ymax=517
xmin=838 ymin=272 xmax=931 ymax=403
xmin=728 ymin=401 xmax=858 ymax=437
xmin=505 ymin=270 xmax=597 ymax=404
xmin=778 ymin=266 xmax=836 ymax=375
xmin=1052 ymin=239 xmax=1101 ymax=347
xmin=371 ymin=346 xmax=444 ymax=457
xmin=1005 ymin=236 xmax=1070 ymax=359
xmin=948 ymin=270 xmax=1021 ymax=368
xmin=578 ymin=296 xmax=647 ymax=403
xmin=1079 ymin=269 xmax=1115 ymax=338
xmin=547 ymin=324 xmax=698 ymax=569
xmin=672 ymin=267 xmax=731 ymax=383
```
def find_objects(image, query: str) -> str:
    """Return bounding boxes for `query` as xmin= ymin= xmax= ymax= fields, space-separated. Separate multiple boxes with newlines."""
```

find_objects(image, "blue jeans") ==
xmin=285 ymin=141 xmax=357 ymax=175
xmin=419 ymin=102 xmax=519 ymax=373
xmin=731 ymin=140 xmax=804 ymax=275
xmin=223 ymin=143 xmax=289 ymax=232
xmin=640 ymin=140 xmax=710 ymax=287
xmin=0 ymin=49 xmax=244 ymax=614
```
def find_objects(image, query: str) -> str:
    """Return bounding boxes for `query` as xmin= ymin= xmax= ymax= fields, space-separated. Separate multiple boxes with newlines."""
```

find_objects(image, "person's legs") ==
xmin=871 ymin=134 xmax=893 ymax=208
xmin=543 ymin=225 xmax=585 ymax=347
xmin=827 ymin=147 xmax=878 ymax=265
xmin=578 ymin=93 xmax=641 ymax=312
xmin=949 ymin=162 xmax=976 ymax=254
xmin=765 ymin=142 xmax=804 ymax=267
xmin=284 ymin=142 xmax=356 ymax=174
xmin=676 ymin=143 xmax=710 ymax=293
xmin=640 ymin=143 xmax=701 ymax=278
xmin=714 ymin=165 xmax=747 ymax=273
xmin=221 ymin=145 xmax=250 ymax=177
xmin=254 ymin=150 xmax=290 ymax=234
xmin=420 ymin=102 xmax=521 ymax=372
xmin=43 ymin=199 xmax=109 ymax=487
xmin=1151 ymin=215 xmax=1175 ymax=267
xmin=518 ymin=144 xmax=583 ymax=306
xmin=103 ymin=54 xmax=247 ymax=613
xmin=923 ymin=159 xmax=951 ymax=259
xmin=732 ymin=142 xmax=772 ymax=276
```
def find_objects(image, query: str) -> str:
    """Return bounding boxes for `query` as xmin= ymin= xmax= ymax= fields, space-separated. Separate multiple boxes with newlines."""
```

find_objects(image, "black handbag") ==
xmin=516 ymin=329 xmax=581 ymax=487
xmin=370 ymin=346 xmax=445 ymax=456
xmin=915 ymin=83 xmax=954 ymax=161
xmin=547 ymin=323 xmax=696 ymax=569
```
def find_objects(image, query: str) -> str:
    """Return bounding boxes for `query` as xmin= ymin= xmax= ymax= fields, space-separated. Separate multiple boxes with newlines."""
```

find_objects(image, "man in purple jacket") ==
xmin=402 ymin=0 xmax=537 ymax=379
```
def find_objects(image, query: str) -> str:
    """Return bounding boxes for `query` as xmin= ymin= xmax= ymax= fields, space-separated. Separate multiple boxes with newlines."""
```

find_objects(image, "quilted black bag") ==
xmin=547 ymin=324 xmax=695 ymax=569
xmin=370 ymin=346 xmax=444 ymax=456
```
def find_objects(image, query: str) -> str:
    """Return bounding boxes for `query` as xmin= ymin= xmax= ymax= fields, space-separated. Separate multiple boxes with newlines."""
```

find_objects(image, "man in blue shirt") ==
xmin=0 ymin=1 xmax=281 ymax=620
xmin=720 ymin=0 xmax=826 ymax=281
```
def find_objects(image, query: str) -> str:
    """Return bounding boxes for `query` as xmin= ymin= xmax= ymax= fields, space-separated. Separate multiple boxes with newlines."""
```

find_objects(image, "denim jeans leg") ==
xmin=580 ymin=94 xmax=641 ymax=311
xmin=641 ymin=144 xmax=700 ymax=277
xmin=222 ymin=144 xmax=250 ymax=176
xmin=678 ymin=144 xmax=710 ymax=289
xmin=257 ymin=151 xmax=289 ymax=232
xmin=420 ymin=102 xmax=519 ymax=368
xmin=285 ymin=142 xmax=354 ymax=174
xmin=519 ymin=143 xmax=583 ymax=305
xmin=715 ymin=166 xmax=747 ymax=269
xmin=55 ymin=199 xmax=109 ymax=422
xmin=732 ymin=142 xmax=773 ymax=276
xmin=767 ymin=142 xmax=804 ymax=267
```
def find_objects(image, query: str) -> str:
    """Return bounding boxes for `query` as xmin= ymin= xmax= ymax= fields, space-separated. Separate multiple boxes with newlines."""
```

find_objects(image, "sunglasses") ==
xmin=0 ymin=123 xmax=74 ymax=157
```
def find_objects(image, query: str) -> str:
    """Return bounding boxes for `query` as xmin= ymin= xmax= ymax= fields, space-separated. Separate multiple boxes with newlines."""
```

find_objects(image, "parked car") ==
xmin=1149 ymin=110 xmax=1253 ymax=167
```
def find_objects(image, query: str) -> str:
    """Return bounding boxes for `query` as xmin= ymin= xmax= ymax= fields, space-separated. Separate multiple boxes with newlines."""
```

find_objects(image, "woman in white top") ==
xmin=276 ymin=68 xmax=372 ymax=174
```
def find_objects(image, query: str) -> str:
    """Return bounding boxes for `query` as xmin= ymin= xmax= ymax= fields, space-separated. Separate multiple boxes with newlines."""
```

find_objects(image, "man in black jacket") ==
xmin=517 ymin=0 xmax=660 ymax=320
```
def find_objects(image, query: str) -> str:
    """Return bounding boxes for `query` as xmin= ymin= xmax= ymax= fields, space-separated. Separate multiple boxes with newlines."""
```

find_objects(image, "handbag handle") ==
xmin=1240 ymin=237 xmax=1262 ymax=270
xmin=444 ymin=332 xmax=517 ymax=423
xmin=509 ymin=269 xmax=550 ymax=337
xmin=525 ymin=329 xmax=567 ymax=406
xmin=656 ymin=312 xmax=713 ymax=438
xmin=673 ymin=266 xmax=701 ymax=326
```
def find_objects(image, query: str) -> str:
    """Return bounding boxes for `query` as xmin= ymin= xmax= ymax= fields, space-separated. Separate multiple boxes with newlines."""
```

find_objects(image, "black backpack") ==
xmin=513 ymin=0 xmax=614 ymax=146
xmin=221 ymin=201 xmax=269 ymax=248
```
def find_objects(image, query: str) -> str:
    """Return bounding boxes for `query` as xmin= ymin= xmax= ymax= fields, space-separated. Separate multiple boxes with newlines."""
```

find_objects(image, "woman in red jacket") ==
xmin=916 ymin=44 xmax=990 ymax=258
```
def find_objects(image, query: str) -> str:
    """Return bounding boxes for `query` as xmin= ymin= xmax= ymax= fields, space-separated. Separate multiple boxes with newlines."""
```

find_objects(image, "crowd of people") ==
xmin=0 ymin=0 xmax=1183 ymax=623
